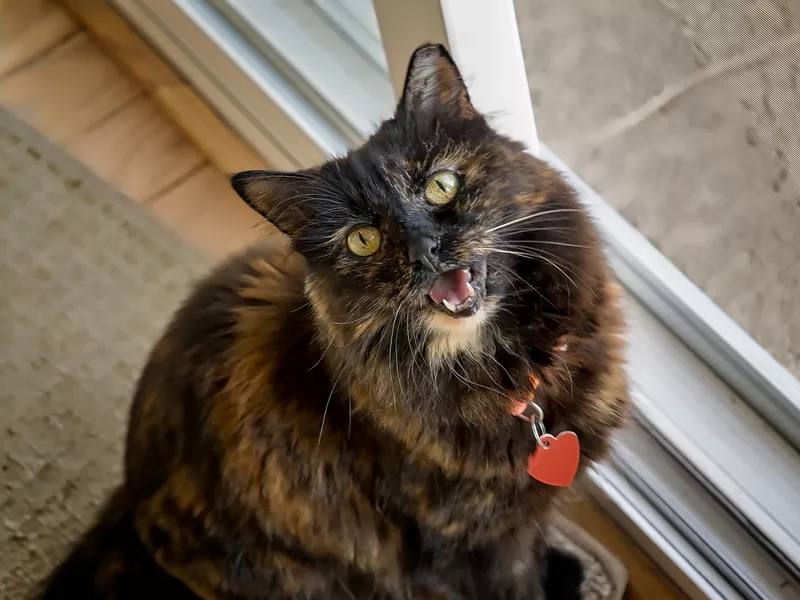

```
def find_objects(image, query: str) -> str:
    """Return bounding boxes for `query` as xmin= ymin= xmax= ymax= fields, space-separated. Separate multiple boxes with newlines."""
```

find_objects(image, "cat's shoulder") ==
xmin=171 ymin=236 xmax=307 ymax=332
xmin=140 ymin=235 xmax=311 ymax=382
xmin=194 ymin=236 xmax=307 ymax=311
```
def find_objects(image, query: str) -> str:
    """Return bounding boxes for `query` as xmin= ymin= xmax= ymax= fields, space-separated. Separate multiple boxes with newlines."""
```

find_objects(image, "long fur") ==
xmin=37 ymin=44 xmax=629 ymax=600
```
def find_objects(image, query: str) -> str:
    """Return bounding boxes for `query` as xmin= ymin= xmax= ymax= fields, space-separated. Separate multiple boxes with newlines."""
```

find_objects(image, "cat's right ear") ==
xmin=396 ymin=43 xmax=477 ymax=123
xmin=230 ymin=170 xmax=313 ymax=239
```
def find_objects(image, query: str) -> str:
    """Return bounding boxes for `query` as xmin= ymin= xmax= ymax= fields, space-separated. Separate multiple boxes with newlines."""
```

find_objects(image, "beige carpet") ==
xmin=0 ymin=108 xmax=627 ymax=599
xmin=0 ymin=109 xmax=208 ymax=597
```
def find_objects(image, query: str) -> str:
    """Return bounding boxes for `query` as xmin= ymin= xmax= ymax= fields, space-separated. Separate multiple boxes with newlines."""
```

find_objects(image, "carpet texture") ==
xmin=0 ymin=107 xmax=626 ymax=599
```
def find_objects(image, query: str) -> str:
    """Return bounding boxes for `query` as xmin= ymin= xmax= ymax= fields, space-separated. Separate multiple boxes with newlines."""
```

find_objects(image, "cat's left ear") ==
xmin=231 ymin=170 xmax=314 ymax=239
xmin=396 ymin=43 xmax=477 ymax=122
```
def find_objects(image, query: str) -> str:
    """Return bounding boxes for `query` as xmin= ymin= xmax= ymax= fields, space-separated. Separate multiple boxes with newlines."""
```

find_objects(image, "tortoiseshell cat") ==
xmin=37 ymin=45 xmax=628 ymax=599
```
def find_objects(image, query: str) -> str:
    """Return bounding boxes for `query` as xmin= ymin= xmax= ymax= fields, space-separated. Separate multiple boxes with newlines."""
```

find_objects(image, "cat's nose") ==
xmin=408 ymin=233 xmax=440 ymax=272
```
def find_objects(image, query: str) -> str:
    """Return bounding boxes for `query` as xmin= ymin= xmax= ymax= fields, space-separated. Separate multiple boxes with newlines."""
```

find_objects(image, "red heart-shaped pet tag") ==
xmin=527 ymin=431 xmax=580 ymax=487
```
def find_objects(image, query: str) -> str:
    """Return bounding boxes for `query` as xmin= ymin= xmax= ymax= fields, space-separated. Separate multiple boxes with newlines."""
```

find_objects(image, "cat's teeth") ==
xmin=443 ymin=299 xmax=458 ymax=313
xmin=467 ymin=282 xmax=476 ymax=297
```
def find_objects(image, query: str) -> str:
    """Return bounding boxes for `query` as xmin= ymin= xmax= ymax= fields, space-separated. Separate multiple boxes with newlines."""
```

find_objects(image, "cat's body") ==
xmin=37 ymin=45 xmax=629 ymax=599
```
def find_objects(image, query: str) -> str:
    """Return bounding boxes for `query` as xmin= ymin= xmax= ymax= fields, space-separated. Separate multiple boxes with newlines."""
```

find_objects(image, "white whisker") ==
xmin=387 ymin=306 xmax=402 ymax=410
xmin=450 ymin=362 xmax=507 ymax=398
xmin=484 ymin=248 xmax=578 ymax=291
xmin=309 ymin=335 xmax=335 ymax=371
xmin=512 ymin=240 xmax=591 ymax=249
xmin=486 ymin=209 xmax=582 ymax=233
xmin=319 ymin=367 xmax=345 ymax=444
xmin=550 ymin=350 xmax=574 ymax=402
xmin=329 ymin=312 xmax=372 ymax=326
xmin=496 ymin=226 xmax=574 ymax=238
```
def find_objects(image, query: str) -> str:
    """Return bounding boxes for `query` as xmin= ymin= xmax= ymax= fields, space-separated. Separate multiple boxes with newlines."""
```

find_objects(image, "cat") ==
xmin=36 ymin=44 xmax=629 ymax=600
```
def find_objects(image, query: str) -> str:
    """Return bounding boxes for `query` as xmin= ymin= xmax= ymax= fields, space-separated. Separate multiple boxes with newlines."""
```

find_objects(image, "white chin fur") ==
xmin=425 ymin=307 xmax=491 ymax=367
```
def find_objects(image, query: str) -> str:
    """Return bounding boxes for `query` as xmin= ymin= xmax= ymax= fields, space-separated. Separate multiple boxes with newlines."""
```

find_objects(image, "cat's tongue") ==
xmin=430 ymin=269 xmax=473 ymax=310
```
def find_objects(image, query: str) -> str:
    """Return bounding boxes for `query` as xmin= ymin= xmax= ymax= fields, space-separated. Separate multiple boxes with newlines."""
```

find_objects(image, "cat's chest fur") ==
xmin=244 ymin=344 xmax=540 ymax=548
xmin=281 ymin=353 xmax=549 ymax=564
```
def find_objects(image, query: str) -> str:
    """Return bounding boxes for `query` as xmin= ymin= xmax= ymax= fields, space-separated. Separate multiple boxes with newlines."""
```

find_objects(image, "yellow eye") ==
xmin=425 ymin=170 xmax=459 ymax=206
xmin=346 ymin=226 xmax=381 ymax=257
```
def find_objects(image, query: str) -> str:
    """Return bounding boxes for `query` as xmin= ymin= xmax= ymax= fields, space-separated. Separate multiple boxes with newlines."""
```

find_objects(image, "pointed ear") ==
xmin=397 ymin=43 xmax=477 ymax=121
xmin=230 ymin=170 xmax=313 ymax=239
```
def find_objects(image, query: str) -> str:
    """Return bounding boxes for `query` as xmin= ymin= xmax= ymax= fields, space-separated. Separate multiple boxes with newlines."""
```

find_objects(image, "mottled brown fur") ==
xmin=38 ymin=45 xmax=628 ymax=600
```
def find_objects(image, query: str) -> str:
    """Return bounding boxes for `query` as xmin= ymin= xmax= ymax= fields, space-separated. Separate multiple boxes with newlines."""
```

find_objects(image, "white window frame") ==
xmin=111 ymin=1 xmax=800 ymax=597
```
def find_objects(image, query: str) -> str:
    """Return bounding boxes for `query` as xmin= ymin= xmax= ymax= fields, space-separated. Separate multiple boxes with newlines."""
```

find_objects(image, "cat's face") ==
xmin=233 ymin=45 xmax=597 ymax=365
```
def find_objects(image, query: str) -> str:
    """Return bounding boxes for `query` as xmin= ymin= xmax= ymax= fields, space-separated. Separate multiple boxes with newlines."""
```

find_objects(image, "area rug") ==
xmin=0 ymin=107 xmax=627 ymax=599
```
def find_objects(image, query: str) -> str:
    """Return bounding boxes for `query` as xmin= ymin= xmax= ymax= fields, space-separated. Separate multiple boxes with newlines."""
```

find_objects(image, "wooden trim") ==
xmin=57 ymin=0 xmax=267 ymax=174
xmin=562 ymin=496 xmax=690 ymax=600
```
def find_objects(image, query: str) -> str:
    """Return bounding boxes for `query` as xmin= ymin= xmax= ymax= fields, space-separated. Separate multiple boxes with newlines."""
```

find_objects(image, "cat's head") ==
xmin=232 ymin=44 xmax=602 ymax=371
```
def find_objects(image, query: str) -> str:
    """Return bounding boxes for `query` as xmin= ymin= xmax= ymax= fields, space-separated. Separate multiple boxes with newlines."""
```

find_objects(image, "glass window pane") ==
xmin=309 ymin=0 xmax=388 ymax=71
xmin=515 ymin=0 xmax=800 ymax=377
xmin=215 ymin=0 xmax=393 ymax=140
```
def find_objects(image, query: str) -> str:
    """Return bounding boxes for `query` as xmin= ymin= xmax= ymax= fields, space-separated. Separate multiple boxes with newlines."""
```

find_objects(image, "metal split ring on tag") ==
xmin=530 ymin=415 xmax=550 ymax=449
xmin=510 ymin=399 xmax=551 ymax=449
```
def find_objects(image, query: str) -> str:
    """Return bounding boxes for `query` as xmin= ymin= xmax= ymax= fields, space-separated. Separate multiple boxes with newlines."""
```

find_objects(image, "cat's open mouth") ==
xmin=429 ymin=264 xmax=485 ymax=318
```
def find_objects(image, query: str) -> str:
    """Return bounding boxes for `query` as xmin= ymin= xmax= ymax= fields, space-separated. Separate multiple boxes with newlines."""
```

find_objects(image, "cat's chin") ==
xmin=424 ymin=305 xmax=493 ymax=365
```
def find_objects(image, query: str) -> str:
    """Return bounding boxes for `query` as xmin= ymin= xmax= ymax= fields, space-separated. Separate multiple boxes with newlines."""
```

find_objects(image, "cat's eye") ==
xmin=425 ymin=170 xmax=460 ymax=206
xmin=346 ymin=226 xmax=381 ymax=257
